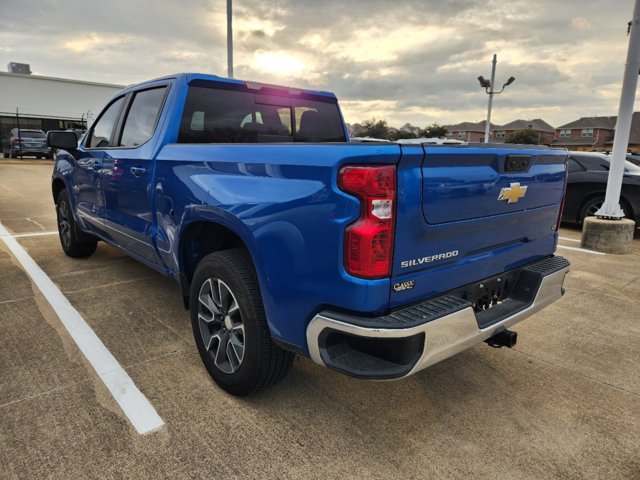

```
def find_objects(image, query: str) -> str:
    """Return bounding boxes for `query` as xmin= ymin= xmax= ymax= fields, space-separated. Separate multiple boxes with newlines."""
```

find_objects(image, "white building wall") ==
xmin=0 ymin=72 xmax=124 ymax=122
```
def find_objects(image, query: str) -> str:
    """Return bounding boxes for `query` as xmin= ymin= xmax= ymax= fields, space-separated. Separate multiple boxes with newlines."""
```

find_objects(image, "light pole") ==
xmin=595 ymin=0 xmax=640 ymax=219
xmin=227 ymin=0 xmax=233 ymax=78
xmin=478 ymin=54 xmax=515 ymax=143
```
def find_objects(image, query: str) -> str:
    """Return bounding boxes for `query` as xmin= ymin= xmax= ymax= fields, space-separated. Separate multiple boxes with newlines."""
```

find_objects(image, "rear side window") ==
xmin=567 ymin=158 xmax=585 ymax=173
xmin=119 ymin=87 xmax=167 ymax=147
xmin=88 ymin=96 xmax=125 ymax=148
xmin=178 ymin=85 xmax=346 ymax=144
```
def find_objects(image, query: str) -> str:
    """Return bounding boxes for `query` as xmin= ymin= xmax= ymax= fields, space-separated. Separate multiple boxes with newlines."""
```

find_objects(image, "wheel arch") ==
xmin=52 ymin=177 xmax=66 ymax=203
xmin=177 ymin=219 xmax=257 ymax=309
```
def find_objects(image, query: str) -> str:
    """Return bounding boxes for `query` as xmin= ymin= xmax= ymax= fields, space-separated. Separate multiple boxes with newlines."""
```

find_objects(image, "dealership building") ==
xmin=0 ymin=64 xmax=124 ymax=139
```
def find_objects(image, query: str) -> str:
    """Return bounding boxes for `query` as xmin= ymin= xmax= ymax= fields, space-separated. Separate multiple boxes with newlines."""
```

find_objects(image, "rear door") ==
xmin=100 ymin=85 xmax=169 ymax=264
xmin=391 ymin=144 xmax=567 ymax=307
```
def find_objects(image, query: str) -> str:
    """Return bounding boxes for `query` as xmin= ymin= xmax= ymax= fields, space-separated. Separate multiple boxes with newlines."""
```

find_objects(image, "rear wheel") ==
xmin=190 ymin=249 xmax=294 ymax=396
xmin=55 ymin=189 xmax=98 ymax=258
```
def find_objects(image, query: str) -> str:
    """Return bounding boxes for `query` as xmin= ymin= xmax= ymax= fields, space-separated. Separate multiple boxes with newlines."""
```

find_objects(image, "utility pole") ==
xmin=227 ymin=0 xmax=234 ymax=78
xmin=15 ymin=108 xmax=22 ymax=159
xmin=595 ymin=0 xmax=640 ymax=218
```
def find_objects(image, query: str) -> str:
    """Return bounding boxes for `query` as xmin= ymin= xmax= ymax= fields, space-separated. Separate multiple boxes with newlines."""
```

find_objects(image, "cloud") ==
xmin=571 ymin=17 xmax=593 ymax=30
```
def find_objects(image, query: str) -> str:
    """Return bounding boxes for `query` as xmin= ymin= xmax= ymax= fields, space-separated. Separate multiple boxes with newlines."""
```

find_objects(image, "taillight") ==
xmin=338 ymin=165 xmax=396 ymax=279
xmin=556 ymin=160 xmax=569 ymax=231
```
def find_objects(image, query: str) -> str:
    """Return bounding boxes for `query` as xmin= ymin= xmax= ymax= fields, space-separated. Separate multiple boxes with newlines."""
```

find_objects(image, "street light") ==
xmin=478 ymin=54 xmax=515 ymax=143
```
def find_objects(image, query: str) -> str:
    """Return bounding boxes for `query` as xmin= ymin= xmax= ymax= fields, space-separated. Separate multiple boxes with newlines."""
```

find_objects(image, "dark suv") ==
xmin=2 ymin=129 xmax=52 ymax=159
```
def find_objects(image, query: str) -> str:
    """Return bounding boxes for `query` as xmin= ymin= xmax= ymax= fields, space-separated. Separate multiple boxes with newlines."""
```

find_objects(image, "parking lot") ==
xmin=1 ymin=159 xmax=639 ymax=479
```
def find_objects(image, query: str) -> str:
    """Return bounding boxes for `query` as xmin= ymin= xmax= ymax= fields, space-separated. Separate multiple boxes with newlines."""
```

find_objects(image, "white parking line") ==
xmin=0 ymin=231 xmax=58 ymax=238
xmin=0 ymin=222 xmax=164 ymax=435
xmin=559 ymin=236 xmax=581 ymax=243
xmin=557 ymin=244 xmax=606 ymax=255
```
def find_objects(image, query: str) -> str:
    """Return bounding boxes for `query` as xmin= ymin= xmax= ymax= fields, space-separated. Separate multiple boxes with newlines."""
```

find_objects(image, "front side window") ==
xmin=178 ymin=84 xmax=346 ymax=144
xmin=119 ymin=87 xmax=167 ymax=147
xmin=88 ymin=96 xmax=125 ymax=148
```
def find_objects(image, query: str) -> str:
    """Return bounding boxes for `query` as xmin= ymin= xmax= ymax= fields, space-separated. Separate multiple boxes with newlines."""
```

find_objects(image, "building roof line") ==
xmin=0 ymin=71 xmax=125 ymax=89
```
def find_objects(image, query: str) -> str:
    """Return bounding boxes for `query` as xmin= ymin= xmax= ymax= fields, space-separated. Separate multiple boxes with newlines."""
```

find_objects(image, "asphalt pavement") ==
xmin=1 ymin=159 xmax=639 ymax=479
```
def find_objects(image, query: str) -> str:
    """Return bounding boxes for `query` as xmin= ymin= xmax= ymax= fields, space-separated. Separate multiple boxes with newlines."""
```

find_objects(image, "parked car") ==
xmin=48 ymin=73 xmax=570 ymax=396
xmin=2 ymin=128 xmax=52 ymax=159
xmin=562 ymin=151 xmax=640 ymax=225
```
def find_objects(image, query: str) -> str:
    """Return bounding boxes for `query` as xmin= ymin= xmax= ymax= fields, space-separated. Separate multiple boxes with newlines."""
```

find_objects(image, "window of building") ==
xmin=559 ymin=129 xmax=571 ymax=137
xmin=119 ymin=87 xmax=167 ymax=148
xmin=495 ymin=130 xmax=505 ymax=138
xmin=581 ymin=128 xmax=593 ymax=137
xmin=457 ymin=131 xmax=466 ymax=139
xmin=178 ymin=84 xmax=346 ymax=143
xmin=87 ymin=96 xmax=125 ymax=148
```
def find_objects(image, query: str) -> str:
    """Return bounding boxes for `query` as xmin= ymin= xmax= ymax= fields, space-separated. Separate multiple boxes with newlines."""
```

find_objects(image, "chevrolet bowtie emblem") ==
xmin=498 ymin=182 xmax=528 ymax=204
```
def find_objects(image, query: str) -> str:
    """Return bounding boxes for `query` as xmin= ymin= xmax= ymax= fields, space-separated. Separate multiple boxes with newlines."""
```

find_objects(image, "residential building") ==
xmin=493 ymin=119 xmax=555 ymax=144
xmin=443 ymin=121 xmax=500 ymax=142
xmin=551 ymin=116 xmax=616 ymax=150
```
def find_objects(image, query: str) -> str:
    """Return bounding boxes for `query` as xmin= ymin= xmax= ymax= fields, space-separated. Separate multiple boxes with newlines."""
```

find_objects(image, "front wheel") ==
xmin=56 ymin=189 xmax=98 ymax=258
xmin=190 ymin=249 xmax=294 ymax=396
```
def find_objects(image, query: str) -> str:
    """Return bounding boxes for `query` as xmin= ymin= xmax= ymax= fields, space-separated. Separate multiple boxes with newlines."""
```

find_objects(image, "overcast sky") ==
xmin=1 ymin=0 xmax=639 ymax=128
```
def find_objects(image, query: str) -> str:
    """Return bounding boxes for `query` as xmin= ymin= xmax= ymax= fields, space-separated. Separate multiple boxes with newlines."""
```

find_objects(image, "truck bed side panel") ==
xmin=154 ymin=143 xmax=401 ymax=352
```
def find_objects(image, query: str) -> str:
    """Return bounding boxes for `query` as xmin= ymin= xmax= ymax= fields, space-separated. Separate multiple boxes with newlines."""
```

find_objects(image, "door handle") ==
xmin=92 ymin=162 xmax=102 ymax=171
xmin=130 ymin=166 xmax=148 ymax=177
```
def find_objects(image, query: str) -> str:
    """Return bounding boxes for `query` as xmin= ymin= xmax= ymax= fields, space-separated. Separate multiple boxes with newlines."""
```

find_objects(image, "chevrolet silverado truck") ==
xmin=48 ymin=73 xmax=570 ymax=396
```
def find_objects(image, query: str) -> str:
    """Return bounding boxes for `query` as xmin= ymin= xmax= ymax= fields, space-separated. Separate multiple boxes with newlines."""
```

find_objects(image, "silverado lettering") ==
xmin=400 ymin=250 xmax=460 ymax=268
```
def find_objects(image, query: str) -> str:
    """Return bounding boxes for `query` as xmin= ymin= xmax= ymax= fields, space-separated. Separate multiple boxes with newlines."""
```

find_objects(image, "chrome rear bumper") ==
xmin=306 ymin=256 xmax=570 ymax=379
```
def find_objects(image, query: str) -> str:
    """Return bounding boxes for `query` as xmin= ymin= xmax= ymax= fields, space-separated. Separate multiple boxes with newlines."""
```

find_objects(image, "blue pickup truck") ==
xmin=48 ymin=73 xmax=570 ymax=395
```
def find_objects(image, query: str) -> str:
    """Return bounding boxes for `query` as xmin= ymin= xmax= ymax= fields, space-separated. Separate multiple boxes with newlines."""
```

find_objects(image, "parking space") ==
xmin=1 ymin=160 xmax=639 ymax=479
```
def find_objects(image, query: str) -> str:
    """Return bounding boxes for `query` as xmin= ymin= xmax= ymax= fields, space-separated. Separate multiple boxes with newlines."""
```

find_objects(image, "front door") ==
xmin=100 ymin=86 xmax=168 ymax=265
xmin=73 ymin=95 xmax=126 ymax=235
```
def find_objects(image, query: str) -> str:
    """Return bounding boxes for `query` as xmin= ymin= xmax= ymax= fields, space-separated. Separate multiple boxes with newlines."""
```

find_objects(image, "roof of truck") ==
xmin=121 ymin=72 xmax=338 ymax=100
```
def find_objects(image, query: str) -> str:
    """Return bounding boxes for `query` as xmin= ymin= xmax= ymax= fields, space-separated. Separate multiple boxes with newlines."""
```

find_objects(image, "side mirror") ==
xmin=47 ymin=131 xmax=78 ymax=150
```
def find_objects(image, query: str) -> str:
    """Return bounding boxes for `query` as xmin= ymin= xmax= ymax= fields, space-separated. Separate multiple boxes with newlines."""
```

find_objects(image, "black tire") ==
xmin=2 ymin=148 xmax=7 ymax=159
xmin=190 ymin=249 xmax=294 ymax=396
xmin=55 ymin=189 xmax=98 ymax=258
xmin=579 ymin=196 xmax=632 ymax=223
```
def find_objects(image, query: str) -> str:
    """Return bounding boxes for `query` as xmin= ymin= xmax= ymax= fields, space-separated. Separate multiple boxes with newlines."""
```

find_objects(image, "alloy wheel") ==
xmin=197 ymin=278 xmax=245 ymax=374
xmin=57 ymin=200 xmax=71 ymax=249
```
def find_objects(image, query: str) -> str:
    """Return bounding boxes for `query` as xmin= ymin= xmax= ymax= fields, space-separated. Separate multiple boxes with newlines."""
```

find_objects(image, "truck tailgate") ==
xmin=391 ymin=144 xmax=567 ymax=308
